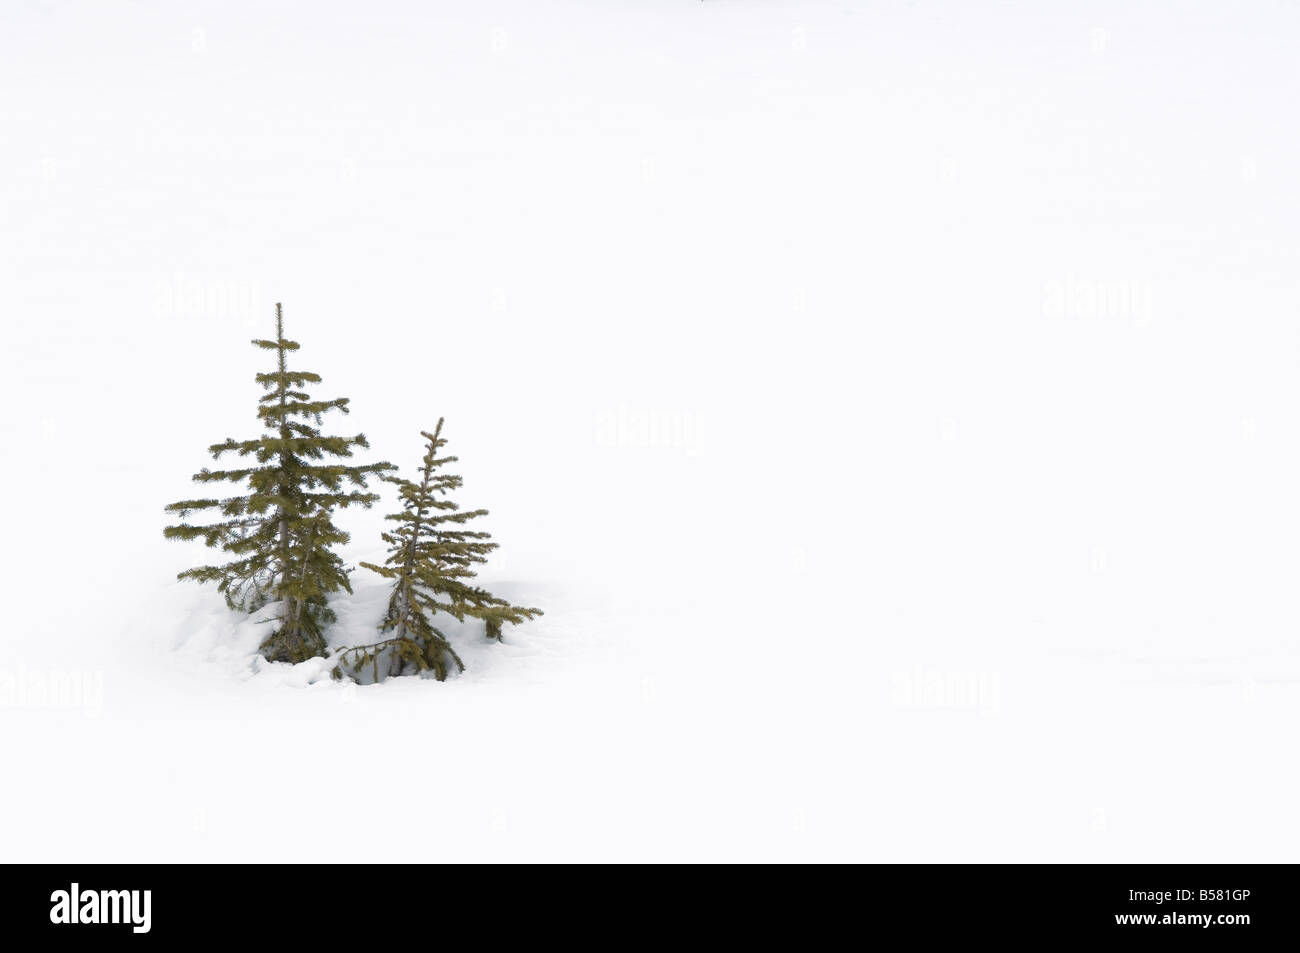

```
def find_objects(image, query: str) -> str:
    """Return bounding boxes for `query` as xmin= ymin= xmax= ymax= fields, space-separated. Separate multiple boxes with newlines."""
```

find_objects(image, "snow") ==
xmin=4 ymin=1 xmax=1300 ymax=861
xmin=157 ymin=574 xmax=574 ymax=689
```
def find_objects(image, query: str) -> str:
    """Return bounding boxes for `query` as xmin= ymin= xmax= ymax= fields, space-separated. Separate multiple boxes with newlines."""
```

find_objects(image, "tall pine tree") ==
xmin=164 ymin=303 xmax=393 ymax=663
xmin=334 ymin=418 xmax=541 ymax=682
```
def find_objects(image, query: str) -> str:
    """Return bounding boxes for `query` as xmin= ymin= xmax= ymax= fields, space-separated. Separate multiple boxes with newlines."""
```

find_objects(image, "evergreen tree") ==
xmin=334 ymin=418 xmax=541 ymax=682
xmin=164 ymin=303 xmax=393 ymax=663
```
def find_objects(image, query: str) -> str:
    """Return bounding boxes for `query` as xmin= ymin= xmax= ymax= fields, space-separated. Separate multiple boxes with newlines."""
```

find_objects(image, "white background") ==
xmin=3 ymin=0 xmax=1299 ymax=861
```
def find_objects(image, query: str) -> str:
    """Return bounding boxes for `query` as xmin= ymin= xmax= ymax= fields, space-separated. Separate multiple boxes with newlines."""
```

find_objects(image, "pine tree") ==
xmin=164 ymin=303 xmax=393 ymax=663
xmin=334 ymin=418 xmax=542 ymax=682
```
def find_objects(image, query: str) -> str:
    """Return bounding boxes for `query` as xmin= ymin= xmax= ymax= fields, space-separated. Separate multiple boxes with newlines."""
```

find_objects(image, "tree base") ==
xmin=259 ymin=629 xmax=326 ymax=664
xmin=331 ymin=635 xmax=464 ymax=684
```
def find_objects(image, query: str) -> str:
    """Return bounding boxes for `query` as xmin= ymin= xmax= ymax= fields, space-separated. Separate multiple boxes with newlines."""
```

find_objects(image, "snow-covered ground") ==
xmin=4 ymin=1 xmax=1300 ymax=861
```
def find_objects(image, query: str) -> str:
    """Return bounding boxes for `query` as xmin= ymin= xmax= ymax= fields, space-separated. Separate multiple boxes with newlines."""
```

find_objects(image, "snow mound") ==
xmin=131 ymin=571 xmax=567 ymax=692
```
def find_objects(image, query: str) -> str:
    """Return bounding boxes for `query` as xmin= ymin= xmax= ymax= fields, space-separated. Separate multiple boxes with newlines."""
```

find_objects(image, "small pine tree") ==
xmin=164 ymin=303 xmax=393 ymax=663
xmin=334 ymin=418 xmax=541 ymax=682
